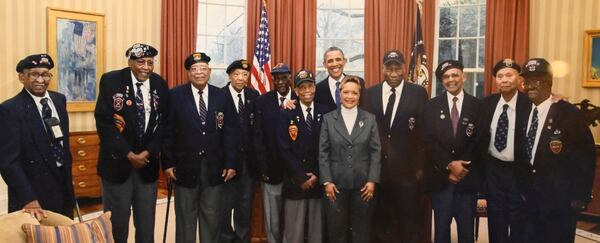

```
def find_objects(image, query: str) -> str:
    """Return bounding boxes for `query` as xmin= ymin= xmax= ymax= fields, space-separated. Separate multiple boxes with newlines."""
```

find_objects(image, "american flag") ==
xmin=250 ymin=0 xmax=272 ymax=94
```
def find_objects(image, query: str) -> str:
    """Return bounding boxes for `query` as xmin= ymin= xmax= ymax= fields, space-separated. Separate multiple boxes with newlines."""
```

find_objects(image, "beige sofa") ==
xmin=0 ymin=211 xmax=73 ymax=242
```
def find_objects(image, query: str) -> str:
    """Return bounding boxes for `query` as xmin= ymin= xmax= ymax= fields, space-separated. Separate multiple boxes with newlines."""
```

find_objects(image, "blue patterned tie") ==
xmin=198 ymin=91 xmax=207 ymax=125
xmin=525 ymin=107 xmax=539 ymax=161
xmin=135 ymin=82 xmax=145 ymax=142
xmin=494 ymin=104 xmax=509 ymax=151
xmin=335 ymin=81 xmax=341 ymax=107
xmin=40 ymin=98 xmax=64 ymax=166
xmin=306 ymin=107 xmax=313 ymax=134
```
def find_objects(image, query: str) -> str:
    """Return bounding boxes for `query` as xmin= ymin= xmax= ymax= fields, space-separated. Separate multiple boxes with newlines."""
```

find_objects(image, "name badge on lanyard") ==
xmin=44 ymin=117 xmax=64 ymax=140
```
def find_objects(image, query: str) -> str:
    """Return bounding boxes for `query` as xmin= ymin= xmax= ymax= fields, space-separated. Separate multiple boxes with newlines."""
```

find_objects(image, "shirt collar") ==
xmin=300 ymin=102 xmax=314 ymax=112
xmin=277 ymin=90 xmax=291 ymax=101
xmin=328 ymin=74 xmax=345 ymax=85
xmin=26 ymin=89 xmax=50 ymax=104
xmin=446 ymin=90 xmax=464 ymax=103
xmin=131 ymin=72 xmax=149 ymax=88
xmin=499 ymin=92 xmax=518 ymax=110
xmin=533 ymin=96 xmax=553 ymax=114
xmin=191 ymin=83 xmax=208 ymax=94
xmin=383 ymin=80 xmax=404 ymax=94
xmin=228 ymin=84 xmax=244 ymax=97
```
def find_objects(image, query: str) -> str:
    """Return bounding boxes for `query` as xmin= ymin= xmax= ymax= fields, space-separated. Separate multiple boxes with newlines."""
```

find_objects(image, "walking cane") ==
xmin=163 ymin=178 xmax=174 ymax=243
xmin=74 ymin=199 xmax=83 ymax=222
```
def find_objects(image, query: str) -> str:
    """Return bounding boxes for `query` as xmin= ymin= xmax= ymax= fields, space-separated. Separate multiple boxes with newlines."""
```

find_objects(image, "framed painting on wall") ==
xmin=583 ymin=29 xmax=600 ymax=88
xmin=47 ymin=8 xmax=104 ymax=112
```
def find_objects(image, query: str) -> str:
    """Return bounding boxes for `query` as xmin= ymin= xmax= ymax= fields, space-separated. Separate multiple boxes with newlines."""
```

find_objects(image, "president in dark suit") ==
xmin=363 ymin=50 xmax=428 ymax=243
xmin=94 ymin=43 xmax=169 ymax=243
xmin=519 ymin=58 xmax=596 ymax=243
xmin=315 ymin=46 xmax=366 ymax=112
xmin=254 ymin=63 xmax=296 ymax=243
xmin=162 ymin=52 xmax=237 ymax=243
xmin=1 ymin=54 xmax=75 ymax=219
xmin=478 ymin=59 xmax=530 ymax=243
xmin=319 ymin=76 xmax=381 ymax=243
xmin=221 ymin=59 xmax=260 ymax=243
xmin=423 ymin=60 xmax=482 ymax=243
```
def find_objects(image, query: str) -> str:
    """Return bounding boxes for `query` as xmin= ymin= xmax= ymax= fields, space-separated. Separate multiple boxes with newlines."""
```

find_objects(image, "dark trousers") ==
xmin=431 ymin=184 xmax=477 ymax=243
xmin=324 ymin=189 xmax=374 ymax=243
xmin=485 ymin=158 xmax=528 ymax=243
xmin=370 ymin=181 xmax=422 ymax=243
xmin=524 ymin=182 xmax=577 ymax=243
xmin=102 ymin=170 xmax=157 ymax=243
xmin=221 ymin=160 xmax=255 ymax=243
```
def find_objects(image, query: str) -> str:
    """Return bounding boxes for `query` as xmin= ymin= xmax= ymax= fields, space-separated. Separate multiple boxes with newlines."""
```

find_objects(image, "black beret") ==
xmin=383 ymin=49 xmax=405 ymax=65
xmin=16 ymin=54 xmax=54 ymax=73
xmin=226 ymin=59 xmax=251 ymax=74
xmin=492 ymin=58 xmax=521 ymax=76
xmin=435 ymin=60 xmax=464 ymax=80
xmin=184 ymin=52 xmax=211 ymax=70
xmin=522 ymin=58 xmax=553 ymax=77
xmin=294 ymin=69 xmax=315 ymax=87
xmin=271 ymin=63 xmax=291 ymax=74
xmin=125 ymin=43 xmax=158 ymax=60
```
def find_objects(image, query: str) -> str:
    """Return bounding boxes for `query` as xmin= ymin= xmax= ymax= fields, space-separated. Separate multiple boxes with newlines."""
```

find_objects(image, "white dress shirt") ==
xmin=131 ymin=72 xmax=151 ymax=131
xmin=488 ymin=94 xmax=517 ymax=161
xmin=228 ymin=85 xmax=245 ymax=112
xmin=341 ymin=106 xmax=358 ymax=135
xmin=446 ymin=90 xmax=464 ymax=117
xmin=527 ymin=96 xmax=553 ymax=165
xmin=27 ymin=90 xmax=63 ymax=167
xmin=27 ymin=90 xmax=59 ymax=123
xmin=381 ymin=80 xmax=404 ymax=128
xmin=191 ymin=83 xmax=209 ymax=115
xmin=300 ymin=102 xmax=314 ymax=121
xmin=328 ymin=74 xmax=345 ymax=104
xmin=277 ymin=90 xmax=292 ymax=107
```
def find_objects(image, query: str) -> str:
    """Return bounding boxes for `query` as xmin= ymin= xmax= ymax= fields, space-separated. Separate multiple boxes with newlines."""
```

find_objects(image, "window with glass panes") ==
xmin=197 ymin=0 xmax=247 ymax=88
xmin=433 ymin=0 xmax=486 ymax=98
xmin=316 ymin=0 xmax=365 ymax=82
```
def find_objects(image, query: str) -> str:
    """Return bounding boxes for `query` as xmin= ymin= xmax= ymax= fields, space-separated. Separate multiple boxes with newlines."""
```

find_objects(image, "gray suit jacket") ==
xmin=319 ymin=108 xmax=381 ymax=189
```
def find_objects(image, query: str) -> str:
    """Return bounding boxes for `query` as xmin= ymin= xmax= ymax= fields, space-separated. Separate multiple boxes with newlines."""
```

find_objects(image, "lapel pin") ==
xmin=359 ymin=121 xmax=364 ymax=128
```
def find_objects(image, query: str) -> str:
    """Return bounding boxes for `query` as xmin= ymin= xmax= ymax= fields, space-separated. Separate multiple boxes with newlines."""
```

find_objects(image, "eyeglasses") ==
xmin=27 ymin=72 xmax=53 ymax=81
xmin=190 ymin=67 xmax=210 ymax=73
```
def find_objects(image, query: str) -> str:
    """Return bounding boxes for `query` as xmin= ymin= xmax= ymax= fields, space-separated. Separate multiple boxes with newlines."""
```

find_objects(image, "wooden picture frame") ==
xmin=583 ymin=29 xmax=600 ymax=88
xmin=47 ymin=8 xmax=104 ymax=112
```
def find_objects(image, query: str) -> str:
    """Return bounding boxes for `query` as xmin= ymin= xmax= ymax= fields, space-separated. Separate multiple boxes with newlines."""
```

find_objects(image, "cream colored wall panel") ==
xmin=530 ymin=0 xmax=600 ymax=142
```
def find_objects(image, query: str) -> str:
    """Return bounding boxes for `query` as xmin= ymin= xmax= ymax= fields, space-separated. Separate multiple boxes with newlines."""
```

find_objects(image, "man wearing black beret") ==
xmin=1 ymin=54 xmax=75 ymax=220
xmin=220 ymin=59 xmax=260 ymax=243
xmin=478 ymin=59 xmax=531 ymax=243
xmin=94 ymin=43 xmax=169 ymax=243
xmin=423 ymin=59 xmax=482 ymax=243
xmin=161 ymin=52 xmax=238 ymax=243
xmin=519 ymin=58 xmax=596 ymax=243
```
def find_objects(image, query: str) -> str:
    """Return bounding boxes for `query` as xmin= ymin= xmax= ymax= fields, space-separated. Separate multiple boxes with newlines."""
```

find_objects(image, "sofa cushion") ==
xmin=21 ymin=212 xmax=113 ymax=243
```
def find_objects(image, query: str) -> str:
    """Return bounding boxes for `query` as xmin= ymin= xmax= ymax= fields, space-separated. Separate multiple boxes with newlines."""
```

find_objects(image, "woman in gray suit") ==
xmin=319 ymin=76 xmax=381 ymax=243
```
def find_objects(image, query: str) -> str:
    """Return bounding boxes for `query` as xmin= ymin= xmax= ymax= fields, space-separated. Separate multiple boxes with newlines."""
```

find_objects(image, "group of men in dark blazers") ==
xmin=1 ymin=44 xmax=596 ymax=243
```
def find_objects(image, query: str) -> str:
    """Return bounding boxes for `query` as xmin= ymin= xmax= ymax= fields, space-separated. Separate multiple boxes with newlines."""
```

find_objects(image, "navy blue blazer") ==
xmin=315 ymin=75 xmax=366 ymax=113
xmin=162 ymin=83 xmax=237 ymax=187
xmin=519 ymin=100 xmax=596 ymax=209
xmin=1 ymin=89 xmax=75 ymax=212
xmin=254 ymin=90 xmax=297 ymax=184
xmin=222 ymin=84 xmax=260 ymax=177
xmin=363 ymin=81 xmax=428 ymax=184
xmin=422 ymin=91 xmax=482 ymax=193
xmin=277 ymin=103 xmax=327 ymax=199
xmin=95 ymin=67 xmax=170 ymax=184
